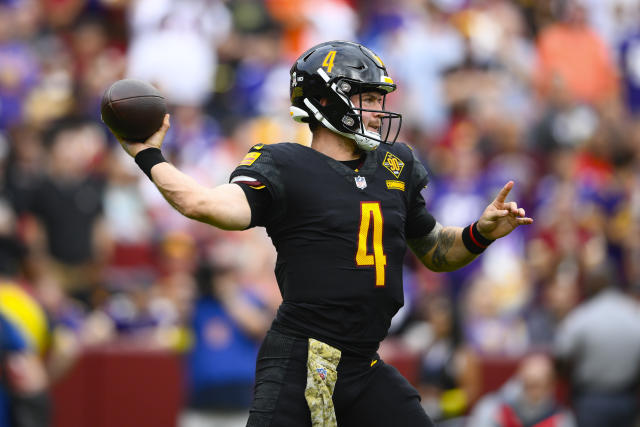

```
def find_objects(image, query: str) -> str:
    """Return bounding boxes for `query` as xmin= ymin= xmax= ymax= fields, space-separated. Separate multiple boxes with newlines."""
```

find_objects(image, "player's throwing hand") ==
xmin=117 ymin=114 xmax=171 ymax=158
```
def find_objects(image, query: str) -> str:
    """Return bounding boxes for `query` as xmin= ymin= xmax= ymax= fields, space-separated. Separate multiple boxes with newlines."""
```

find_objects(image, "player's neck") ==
xmin=310 ymin=128 xmax=361 ymax=161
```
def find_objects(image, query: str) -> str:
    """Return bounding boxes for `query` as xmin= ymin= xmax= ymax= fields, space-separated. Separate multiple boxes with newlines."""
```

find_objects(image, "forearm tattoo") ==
xmin=431 ymin=228 xmax=456 ymax=270
xmin=407 ymin=222 xmax=443 ymax=257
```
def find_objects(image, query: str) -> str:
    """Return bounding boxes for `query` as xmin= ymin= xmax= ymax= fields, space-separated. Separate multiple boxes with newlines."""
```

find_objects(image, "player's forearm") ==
xmin=150 ymin=162 xmax=207 ymax=217
xmin=409 ymin=226 xmax=479 ymax=272
xmin=427 ymin=226 xmax=479 ymax=272
xmin=150 ymin=163 xmax=250 ymax=230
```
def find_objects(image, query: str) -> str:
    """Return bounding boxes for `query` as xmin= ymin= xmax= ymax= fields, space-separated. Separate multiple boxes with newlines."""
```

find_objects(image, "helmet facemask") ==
xmin=347 ymin=85 xmax=402 ymax=151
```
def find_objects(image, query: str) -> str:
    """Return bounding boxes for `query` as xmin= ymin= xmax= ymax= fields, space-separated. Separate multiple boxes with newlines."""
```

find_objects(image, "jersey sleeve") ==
xmin=409 ymin=148 xmax=429 ymax=193
xmin=405 ymin=192 xmax=436 ymax=238
xmin=235 ymin=183 xmax=273 ymax=228
xmin=405 ymin=147 xmax=436 ymax=238
xmin=229 ymin=144 xmax=285 ymax=227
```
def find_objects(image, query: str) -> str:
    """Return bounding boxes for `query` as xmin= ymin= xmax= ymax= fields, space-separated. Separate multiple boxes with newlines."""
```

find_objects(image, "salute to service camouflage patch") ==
xmin=304 ymin=338 xmax=341 ymax=427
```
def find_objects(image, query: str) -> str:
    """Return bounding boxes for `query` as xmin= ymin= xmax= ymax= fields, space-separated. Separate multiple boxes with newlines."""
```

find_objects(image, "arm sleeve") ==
xmin=405 ymin=147 xmax=436 ymax=238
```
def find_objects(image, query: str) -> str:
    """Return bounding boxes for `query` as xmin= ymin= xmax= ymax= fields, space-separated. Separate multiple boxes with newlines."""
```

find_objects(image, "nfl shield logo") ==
xmin=317 ymin=367 xmax=327 ymax=380
xmin=355 ymin=176 xmax=367 ymax=190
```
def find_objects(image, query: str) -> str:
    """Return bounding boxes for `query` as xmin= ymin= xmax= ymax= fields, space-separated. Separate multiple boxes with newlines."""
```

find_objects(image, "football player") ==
xmin=113 ymin=41 xmax=533 ymax=427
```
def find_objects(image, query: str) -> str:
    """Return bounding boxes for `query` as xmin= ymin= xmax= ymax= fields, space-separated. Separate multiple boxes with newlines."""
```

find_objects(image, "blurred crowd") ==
xmin=1 ymin=0 xmax=640 ymax=426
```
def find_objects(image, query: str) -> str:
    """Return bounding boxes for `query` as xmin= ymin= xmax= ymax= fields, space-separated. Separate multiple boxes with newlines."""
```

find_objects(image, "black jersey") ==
xmin=230 ymin=142 xmax=434 ymax=356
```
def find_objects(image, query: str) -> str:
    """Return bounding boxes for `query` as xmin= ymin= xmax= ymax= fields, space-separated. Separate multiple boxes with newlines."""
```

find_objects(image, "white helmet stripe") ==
xmin=317 ymin=68 xmax=331 ymax=82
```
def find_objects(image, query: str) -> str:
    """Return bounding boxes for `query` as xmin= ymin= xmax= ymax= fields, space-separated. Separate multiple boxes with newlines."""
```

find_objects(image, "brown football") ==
xmin=100 ymin=79 xmax=167 ymax=142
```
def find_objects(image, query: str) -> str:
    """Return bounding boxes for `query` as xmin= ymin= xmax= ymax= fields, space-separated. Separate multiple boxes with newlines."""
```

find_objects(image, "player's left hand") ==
xmin=476 ymin=181 xmax=533 ymax=240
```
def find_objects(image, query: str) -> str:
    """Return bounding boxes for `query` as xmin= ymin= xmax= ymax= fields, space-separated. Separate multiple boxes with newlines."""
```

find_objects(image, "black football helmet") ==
xmin=289 ymin=40 xmax=402 ymax=151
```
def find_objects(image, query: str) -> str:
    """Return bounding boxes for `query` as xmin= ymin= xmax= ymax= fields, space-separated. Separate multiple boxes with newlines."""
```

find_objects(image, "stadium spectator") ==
xmin=126 ymin=0 xmax=231 ymax=107
xmin=0 ymin=311 xmax=50 ymax=427
xmin=554 ymin=259 xmax=640 ymax=427
xmin=146 ymin=231 xmax=197 ymax=346
xmin=463 ymin=266 xmax=531 ymax=357
xmin=4 ymin=124 xmax=46 ymax=215
xmin=618 ymin=22 xmax=640 ymax=115
xmin=381 ymin=1 xmax=466 ymax=135
xmin=104 ymin=230 xmax=196 ymax=339
xmin=0 ymin=183 xmax=50 ymax=427
xmin=403 ymin=294 xmax=480 ymax=425
xmin=468 ymin=353 xmax=576 ymax=427
xmin=0 ymin=215 xmax=50 ymax=427
xmin=101 ymin=145 xmax=156 ymax=290
xmin=524 ymin=266 xmax=579 ymax=349
xmin=180 ymin=254 xmax=272 ymax=427
xmin=0 ymin=2 xmax=41 ymax=132
xmin=534 ymin=0 xmax=619 ymax=105
xmin=25 ymin=118 xmax=109 ymax=309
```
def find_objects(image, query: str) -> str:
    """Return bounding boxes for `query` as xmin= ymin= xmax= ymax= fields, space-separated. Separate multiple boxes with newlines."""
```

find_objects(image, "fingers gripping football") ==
xmin=117 ymin=114 xmax=171 ymax=158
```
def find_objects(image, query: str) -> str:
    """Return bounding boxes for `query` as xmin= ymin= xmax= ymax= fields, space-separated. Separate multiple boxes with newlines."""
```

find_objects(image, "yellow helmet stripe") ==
xmin=372 ymin=54 xmax=385 ymax=67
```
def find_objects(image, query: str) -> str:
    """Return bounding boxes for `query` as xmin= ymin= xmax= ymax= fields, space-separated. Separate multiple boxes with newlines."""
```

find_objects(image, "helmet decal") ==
xmin=322 ymin=50 xmax=337 ymax=73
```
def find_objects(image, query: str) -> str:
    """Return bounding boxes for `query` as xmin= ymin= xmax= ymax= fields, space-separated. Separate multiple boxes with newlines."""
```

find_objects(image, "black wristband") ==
xmin=461 ymin=221 xmax=494 ymax=254
xmin=134 ymin=148 xmax=167 ymax=181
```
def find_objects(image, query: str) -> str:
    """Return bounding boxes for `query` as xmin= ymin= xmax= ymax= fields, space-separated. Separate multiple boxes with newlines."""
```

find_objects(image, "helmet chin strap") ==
xmin=354 ymin=131 xmax=381 ymax=151
xmin=303 ymin=98 xmax=380 ymax=151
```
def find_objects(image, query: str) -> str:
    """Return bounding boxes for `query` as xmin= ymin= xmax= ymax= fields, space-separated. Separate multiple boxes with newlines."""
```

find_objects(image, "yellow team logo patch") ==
xmin=382 ymin=152 xmax=404 ymax=178
xmin=239 ymin=152 xmax=261 ymax=166
xmin=386 ymin=180 xmax=405 ymax=191
xmin=252 ymin=144 xmax=264 ymax=150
